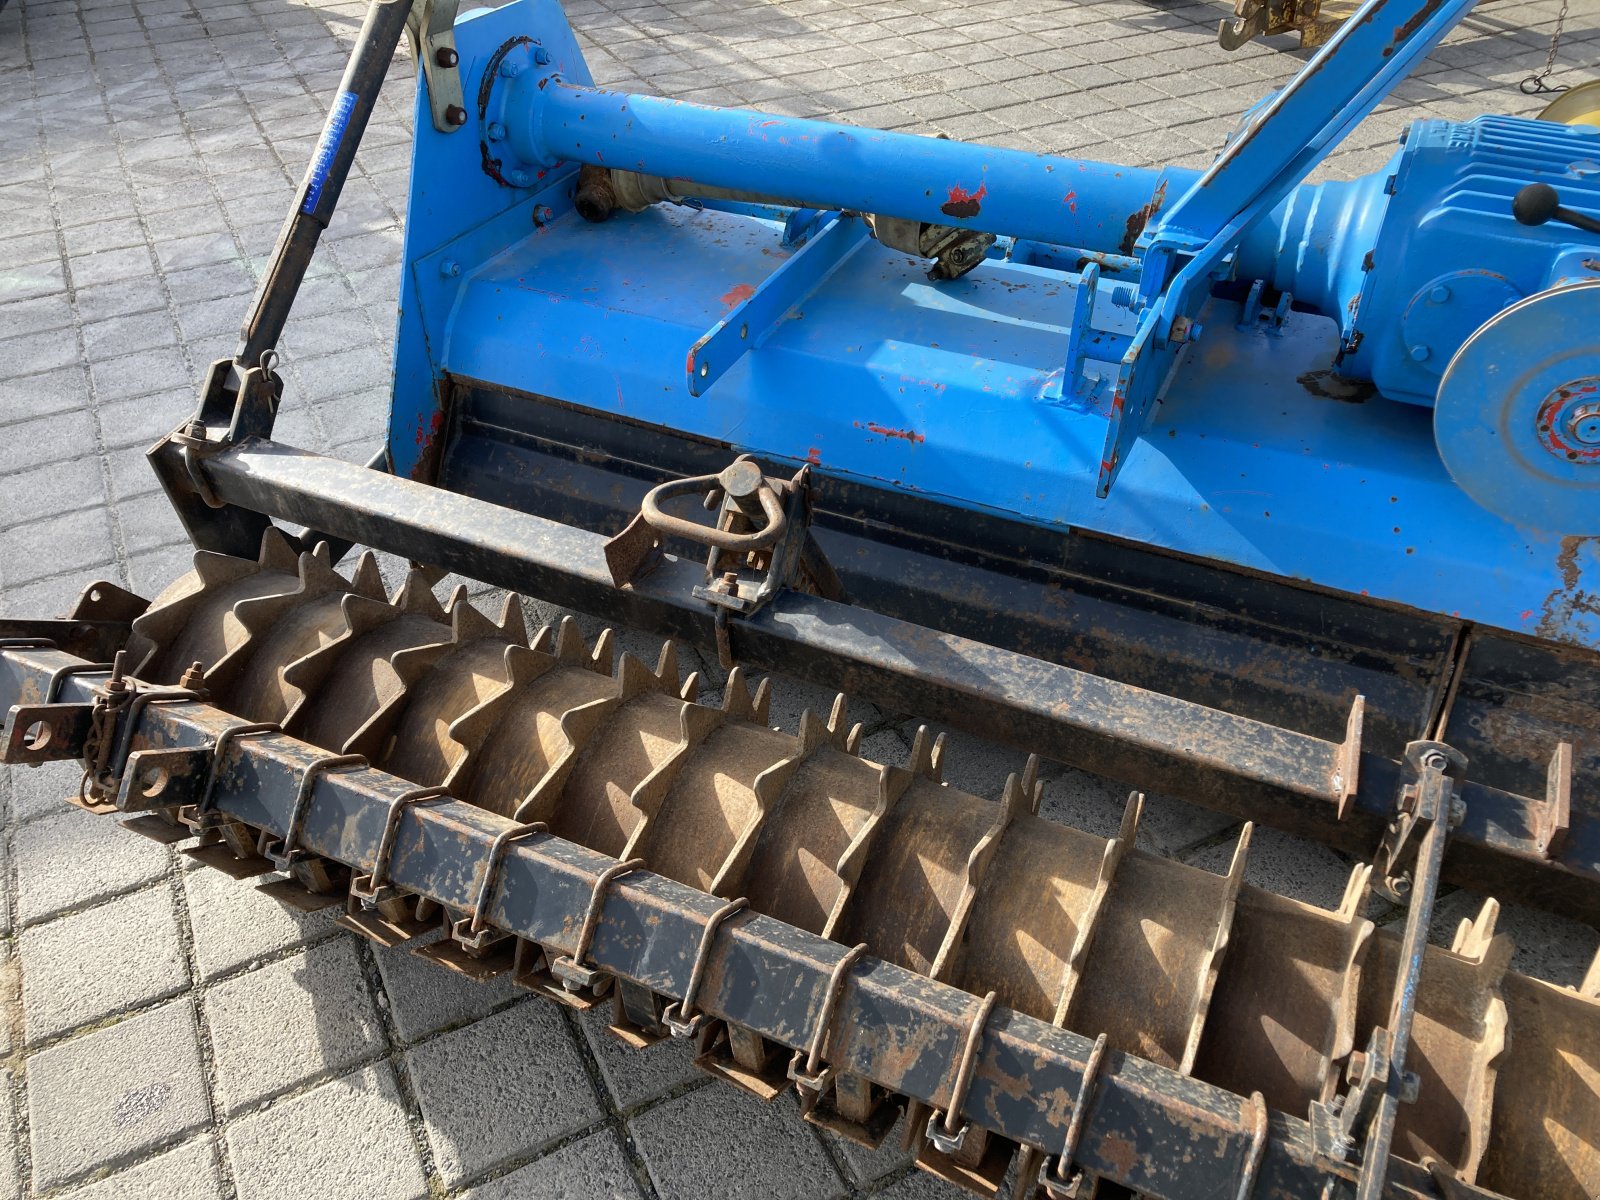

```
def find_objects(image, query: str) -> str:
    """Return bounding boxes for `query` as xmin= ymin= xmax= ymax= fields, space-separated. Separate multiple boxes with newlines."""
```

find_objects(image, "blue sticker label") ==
xmin=302 ymin=90 xmax=360 ymax=216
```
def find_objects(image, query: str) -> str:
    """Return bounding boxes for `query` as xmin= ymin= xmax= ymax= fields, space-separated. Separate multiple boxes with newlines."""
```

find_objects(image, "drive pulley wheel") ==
xmin=1434 ymin=281 xmax=1600 ymax=535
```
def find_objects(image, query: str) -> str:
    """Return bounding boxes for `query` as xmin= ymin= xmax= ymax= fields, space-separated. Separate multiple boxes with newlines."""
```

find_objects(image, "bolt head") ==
xmin=439 ymin=259 xmax=461 ymax=278
xmin=507 ymin=168 xmax=532 ymax=187
xmin=534 ymin=46 xmax=552 ymax=65
xmin=434 ymin=45 xmax=459 ymax=67
xmin=499 ymin=58 xmax=523 ymax=78
xmin=445 ymin=104 xmax=467 ymax=127
xmin=1408 ymin=343 xmax=1431 ymax=362
xmin=487 ymin=121 xmax=506 ymax=142
xmin=1428 ymin=284 xmax=1450 ymax=303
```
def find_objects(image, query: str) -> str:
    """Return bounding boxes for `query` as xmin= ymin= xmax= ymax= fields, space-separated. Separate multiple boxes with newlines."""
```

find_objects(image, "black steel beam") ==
xmin=0 ymin=645 xmax=1492 ymax=1200
xmin=157 ymin=436 xmax=1598 ymax=923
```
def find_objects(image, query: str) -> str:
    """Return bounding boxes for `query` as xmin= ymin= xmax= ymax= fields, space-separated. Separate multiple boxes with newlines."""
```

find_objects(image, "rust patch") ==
xmin=941 ymin=181 xmax=987 ymax=220
xmin=857 ymin=421 xmax=926 ymax=445
xmin=1388 ymin=0 xmax=1445 ymax=56
xmin=806 ymin=446 xmax=823 ymax=466
xmin=1120 ymin=179 xmax=1168 ymax=256
xmin=1538 ymin=535 xmax=1599 ymax=638
xmin=721 ymin=283 xmax=755 ymax=307
xmin=1097 ymin=1131 xmax=1139 ymax=1180
xmin=1297 ymin=370 xmax=1375 ymax=404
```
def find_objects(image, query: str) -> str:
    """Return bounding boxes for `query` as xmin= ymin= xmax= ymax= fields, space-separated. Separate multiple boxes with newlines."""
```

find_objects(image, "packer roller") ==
xmin=4 ymin=0 xmax=1600 ymax=1194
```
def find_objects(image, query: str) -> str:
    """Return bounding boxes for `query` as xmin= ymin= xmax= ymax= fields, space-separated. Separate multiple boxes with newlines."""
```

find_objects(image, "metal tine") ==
xmin=1053 ymin=792 xmax=1143 ymax=1028
xmin=539 ymin=654 xmax=697 ymax=856
xmin=1191 ymin=862 xmax=1375 ymax=1121
xmin=366 ymin=598 xmax=527 ymax=785
xmin=441 ymin=642 xmax=558 ymax=795
xmin=615 ymin=700 xmax=729 ymax=870
xmin=1176 ymin=822 xmax=1253 ymax=1076
xmin=204 ymin=542 xmax=341 ymax=698
xmin=908 ymin=759 xmax=1031 ymax=1182
xmin=1480 ymin=940 xmax=1600 ymax=1199
xmin=1354 ymin=895 xmax=1513 ymax=1179
xmin=689 ymin=709 xmax=840 ymax=1099
xmin=268 ymin=592 xmax=401 ymax=731
xmin=220 ymin=545 xmax=367 ymax=720
xmin=126 ymin=528 xmax=304 ymax=682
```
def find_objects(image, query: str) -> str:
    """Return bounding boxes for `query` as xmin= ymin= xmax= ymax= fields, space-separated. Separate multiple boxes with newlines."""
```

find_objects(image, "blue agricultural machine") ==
xmin=2 ymin=0 xmax=1598 ymax=1196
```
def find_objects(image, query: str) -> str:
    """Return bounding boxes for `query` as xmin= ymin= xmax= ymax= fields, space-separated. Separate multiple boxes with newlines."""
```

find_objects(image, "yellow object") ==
xmin=1538 ymin=80 xmax=1600 ymax=126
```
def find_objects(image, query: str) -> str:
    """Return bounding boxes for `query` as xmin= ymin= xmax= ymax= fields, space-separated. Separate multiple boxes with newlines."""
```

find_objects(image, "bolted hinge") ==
xmin=406 ymin=0 xmax=466 ymax=133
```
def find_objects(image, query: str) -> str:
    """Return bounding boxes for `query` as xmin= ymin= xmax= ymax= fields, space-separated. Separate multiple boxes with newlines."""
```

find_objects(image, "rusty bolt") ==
xmin=434 ymin=45 xmax=458 ymax=67
xmin=178 ymin=661 xmax=206 ymax=690
xmin=445 ymin=104 xmax=468 ymax=127
xmin=718 ymin=570 xmax=740 ymax=594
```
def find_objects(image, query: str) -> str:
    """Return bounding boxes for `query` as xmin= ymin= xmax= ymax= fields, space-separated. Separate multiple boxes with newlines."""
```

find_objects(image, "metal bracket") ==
xmin=1372 ymin=741 xmax=1464 ymax=904
xmin=349 ymin=784 xmax=453 ymax=906
xmin=1041 ymin=1032 xmax=1110 ymax=1196
xmin=787 ymin=942 xmax=869 ymax=1093
xmin=661 ymin=897 xmax=749 ymax=1038
xmin=258 ymin=753 xmax=367 ymax=870
xmin=405 ymin=0 xmax=466 ymax=134
xmin=449 ymin=820 xmax=548 ymax=952
xmin=924 ymin=989 xmax=998 ymax=1155
xmin=548 ymin=857 xmax=647 ymax=992
xmin=604 ymin=457 xmax=845 ymax=669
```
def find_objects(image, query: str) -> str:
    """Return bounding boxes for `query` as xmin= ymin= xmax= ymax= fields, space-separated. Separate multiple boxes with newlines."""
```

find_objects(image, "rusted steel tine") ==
xmin=1049 ymin=1030 xmax=1109 ymax=1188
xmin=550 ymin=856 xmax=647 ymax=990
xmin=789 ymin=942 xmax=869 ymax=1089
xmin=1236 ymin=1091 xmax=1269 ymax=1200
xmin=464 ymin=820 xmax=549 ymax=940
xmin=263 ymin=751 xmax=365 ymax=866
xmin=927 ymin=989 xmax=999 ymax=1152
xmin=663 ymin=896 xmax=750 ymax=1037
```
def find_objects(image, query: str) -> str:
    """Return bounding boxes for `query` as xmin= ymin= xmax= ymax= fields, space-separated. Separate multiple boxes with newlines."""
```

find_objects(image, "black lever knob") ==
xmin=1513 ymin=182 xmax=1600 ymax=236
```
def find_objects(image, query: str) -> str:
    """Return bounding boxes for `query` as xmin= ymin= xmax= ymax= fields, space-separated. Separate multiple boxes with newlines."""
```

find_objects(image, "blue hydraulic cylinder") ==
xmin=509 ymin=81 xmax=1198 ymax=256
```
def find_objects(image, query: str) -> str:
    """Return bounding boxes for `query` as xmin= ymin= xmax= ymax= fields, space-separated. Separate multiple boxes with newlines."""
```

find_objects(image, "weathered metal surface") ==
xmin=7 ymin=528 xmax=1598 ymax=1199
xmin=3 ymin=630 xmax=1596 ymax=1199
xmin=162 ymin=438 xmax=1600 ymax=923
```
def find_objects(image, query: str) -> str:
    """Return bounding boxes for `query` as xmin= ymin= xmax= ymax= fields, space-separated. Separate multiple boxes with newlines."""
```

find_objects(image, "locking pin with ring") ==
xmin=787 ymin=942 xmax=869 ymax=1092
xmin=924 ymin=989 xmax=998 ymax=1155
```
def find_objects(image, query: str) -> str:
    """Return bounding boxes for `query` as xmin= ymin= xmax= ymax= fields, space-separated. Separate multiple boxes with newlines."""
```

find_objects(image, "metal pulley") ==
xmin=1434 ymin=281 xmax=1600 ymax=534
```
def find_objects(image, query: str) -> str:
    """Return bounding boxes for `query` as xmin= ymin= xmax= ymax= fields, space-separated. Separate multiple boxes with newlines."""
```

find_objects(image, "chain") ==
xmin=1521 ymin=0 xmax=1570 ymax=95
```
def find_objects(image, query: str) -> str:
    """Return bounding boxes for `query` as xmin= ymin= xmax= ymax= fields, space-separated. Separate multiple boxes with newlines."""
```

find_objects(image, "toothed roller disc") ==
xmin=1435 ymin=281 xmax=1600 ymax=535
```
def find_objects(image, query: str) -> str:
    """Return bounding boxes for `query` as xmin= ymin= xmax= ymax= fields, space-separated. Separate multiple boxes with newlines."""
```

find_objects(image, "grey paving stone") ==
xmin=205 ymin=936 xmax=387 ymax=1114
xmin=574 ymin=997 xmax=700 ymax=1112
xmin=0 ymin=328 xmax=85 ymax=378
xmin=13 ymin=802 xmax=172 ymax=926
xmin=88 ymin=345 xmax=191 ymax=404
xmin=183 ymin=859 xmax=343 ymax=980
xmin=0 ymin=294 xmax=76 ymax=340
xmin=0 ymin=1069 xmax=17 ymax=1200
xmin=630 ymin=1088 xmax=844 ymax=1200
xmin=0 ymin=408 xmax=95 ymax=474
xmin=0 ymin=454 xmax=106 ymax=531
xmin=461 ymin=1129 xmax=646 ymax=1200
xmin=372 ymin=933 xmax=521 ymax=1042
xmin=26 ymin=1000 xmax=210 ymax=1190
xmin=55 ymin=1136 xmax=223 ymax=1200
xmin=226 ymin=1064 xmax=428 ymax=1200
xmin=408 ymin=1000 xmax=603 ymax=1186
xmin=19 ymin=883 xmax=188 ymax=1045
xmin=0 ymin=504 xmax=116 ymax=587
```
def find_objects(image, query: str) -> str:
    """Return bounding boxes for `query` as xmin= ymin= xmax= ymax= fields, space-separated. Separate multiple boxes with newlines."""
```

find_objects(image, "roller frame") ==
xmin=0 ymin=644 xmax=1502 ymax=1200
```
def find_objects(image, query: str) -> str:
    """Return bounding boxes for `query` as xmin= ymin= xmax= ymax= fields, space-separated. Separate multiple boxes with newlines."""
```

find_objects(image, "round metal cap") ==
xmin=1435 ymin=281 xmax=1600 ymax=534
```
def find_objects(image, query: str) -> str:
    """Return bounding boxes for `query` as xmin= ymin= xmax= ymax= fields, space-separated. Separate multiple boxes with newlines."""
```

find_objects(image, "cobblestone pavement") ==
xmin=3 ymin=0 xmax=1600 ymax=1196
